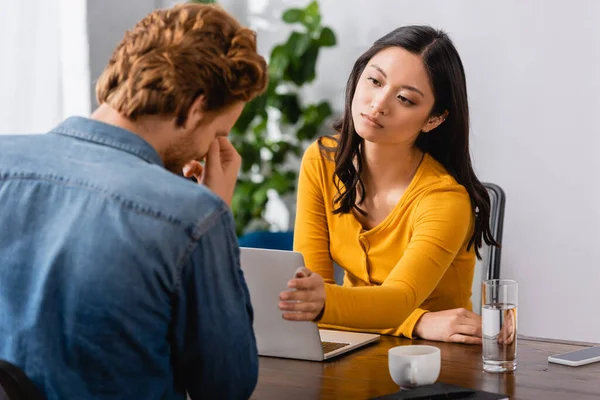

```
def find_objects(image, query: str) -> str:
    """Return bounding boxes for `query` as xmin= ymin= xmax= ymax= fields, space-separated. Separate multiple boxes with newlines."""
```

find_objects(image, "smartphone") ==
xmin=548 ymin=346 xmax=600 ymax=367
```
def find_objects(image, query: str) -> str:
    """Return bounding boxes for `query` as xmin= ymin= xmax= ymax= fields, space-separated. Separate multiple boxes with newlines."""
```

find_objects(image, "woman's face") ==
xmin=351 ymin=46 xmax=441 ymax=146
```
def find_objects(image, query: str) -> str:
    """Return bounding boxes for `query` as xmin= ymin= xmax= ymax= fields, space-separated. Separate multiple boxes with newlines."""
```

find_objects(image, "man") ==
xmin=0 ymin=3 xmax=267 ymax=399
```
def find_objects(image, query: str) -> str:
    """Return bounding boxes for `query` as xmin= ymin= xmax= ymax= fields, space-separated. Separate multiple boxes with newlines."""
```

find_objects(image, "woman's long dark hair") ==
xmin=319 ymin=25 xmax=498 ymax=258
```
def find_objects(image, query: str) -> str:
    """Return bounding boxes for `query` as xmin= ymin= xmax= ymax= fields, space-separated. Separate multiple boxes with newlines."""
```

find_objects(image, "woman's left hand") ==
xmin=279 ymin=267 xmax=326 ymax=321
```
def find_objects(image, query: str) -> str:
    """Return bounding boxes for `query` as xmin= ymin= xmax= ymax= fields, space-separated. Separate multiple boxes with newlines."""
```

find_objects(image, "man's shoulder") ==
xmin=0 ymin=133 xmax=230 ymax=240
xmin=131 ymin=165 xmax=231 ymax=238
xmin=94 ymin=159 xmax=231 ymax=240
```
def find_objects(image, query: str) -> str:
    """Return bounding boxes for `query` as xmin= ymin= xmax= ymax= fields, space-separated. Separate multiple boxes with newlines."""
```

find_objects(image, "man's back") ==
xmin=0 ymin=117 xmax=258 ymax=399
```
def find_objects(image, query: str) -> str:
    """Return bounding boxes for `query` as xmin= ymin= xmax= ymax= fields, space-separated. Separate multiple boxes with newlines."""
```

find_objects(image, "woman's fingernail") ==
xmin=288 ymin=280 xmax=296 ymax=288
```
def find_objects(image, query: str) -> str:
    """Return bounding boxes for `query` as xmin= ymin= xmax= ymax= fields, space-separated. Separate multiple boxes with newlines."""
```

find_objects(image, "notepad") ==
xmin=371 ymin=382 xmax=509 ymax=399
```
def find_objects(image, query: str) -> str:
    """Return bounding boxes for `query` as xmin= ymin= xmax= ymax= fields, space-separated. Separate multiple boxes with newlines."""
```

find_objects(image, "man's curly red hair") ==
xmin=96 ymin=3 xmax=267 ymax=126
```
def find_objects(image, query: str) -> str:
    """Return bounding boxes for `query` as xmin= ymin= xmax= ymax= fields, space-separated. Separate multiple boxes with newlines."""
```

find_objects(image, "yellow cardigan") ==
xmin=293 ymin=138 xmax=476 ymax=338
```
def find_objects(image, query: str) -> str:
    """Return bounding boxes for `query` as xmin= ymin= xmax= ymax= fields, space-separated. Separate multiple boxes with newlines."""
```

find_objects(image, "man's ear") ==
xmin=184 ymin=95 xmax=207 ymax=130
xmin=422 ymin=110 xmax=449 ymax=133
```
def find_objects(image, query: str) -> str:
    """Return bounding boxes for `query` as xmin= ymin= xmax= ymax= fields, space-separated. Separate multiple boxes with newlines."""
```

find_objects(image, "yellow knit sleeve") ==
xmin=399 ymin=308 xmax=429 ymax=339
xmin=320 ymin=185 xmax=473 ymax=329
xmin=293 ymin=141 xmax=336 ymax=284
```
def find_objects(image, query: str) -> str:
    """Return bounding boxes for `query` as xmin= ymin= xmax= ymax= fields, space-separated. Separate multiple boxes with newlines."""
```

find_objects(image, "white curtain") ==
xmin=0 ymin=0 xmax=91 ymax=134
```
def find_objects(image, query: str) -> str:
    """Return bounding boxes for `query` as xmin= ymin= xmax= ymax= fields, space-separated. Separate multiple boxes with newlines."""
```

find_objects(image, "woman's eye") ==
xmin=398 ymin=95 xmax=415 ymax=106
xmin=367 ymin=77 xmax=381 ymax=86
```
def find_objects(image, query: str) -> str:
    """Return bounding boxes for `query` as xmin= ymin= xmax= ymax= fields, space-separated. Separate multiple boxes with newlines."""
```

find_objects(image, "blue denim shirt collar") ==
xmin=50 ymin=116 xmax=164 ymax=167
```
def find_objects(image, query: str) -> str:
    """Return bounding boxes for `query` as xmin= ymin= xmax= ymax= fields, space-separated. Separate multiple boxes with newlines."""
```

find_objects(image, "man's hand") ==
xmin=278 ymin=267 xmax=326 ymax=322
xmin=414 ymin=308 xmax=482 ymax=344
xmin=183 ymin=136 xmax=241 ymax=206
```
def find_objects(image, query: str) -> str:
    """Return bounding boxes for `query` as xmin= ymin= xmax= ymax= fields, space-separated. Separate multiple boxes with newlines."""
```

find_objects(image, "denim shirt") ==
xmin=0 ymin=117 xmax=258 ymax=399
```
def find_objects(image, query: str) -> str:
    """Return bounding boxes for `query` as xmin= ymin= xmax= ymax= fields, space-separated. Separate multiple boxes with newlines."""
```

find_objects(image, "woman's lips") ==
xmin=361 ymin=113 xmax=383 ymax=128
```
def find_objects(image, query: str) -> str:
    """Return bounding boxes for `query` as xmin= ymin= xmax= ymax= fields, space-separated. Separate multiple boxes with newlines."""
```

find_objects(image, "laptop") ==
xmin=240 ymin=247 xmax=380 ymax=361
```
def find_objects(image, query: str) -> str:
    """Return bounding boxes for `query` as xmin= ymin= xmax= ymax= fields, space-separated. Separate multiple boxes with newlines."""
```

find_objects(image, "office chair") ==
xmin=471 ymin=182 xmax=506 ymax=313
xmin=238 ymin=230 xmax=294 ymax=251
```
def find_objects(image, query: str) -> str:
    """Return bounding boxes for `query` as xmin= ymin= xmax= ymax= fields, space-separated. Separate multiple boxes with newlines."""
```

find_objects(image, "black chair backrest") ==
xmin=483 ymin=182 xmax=506 ymax=280
xmin=0 ymin=360 xmax=44 ymax=400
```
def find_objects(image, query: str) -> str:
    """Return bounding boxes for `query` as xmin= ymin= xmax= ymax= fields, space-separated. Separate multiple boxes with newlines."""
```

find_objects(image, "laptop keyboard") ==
xmin=322 ymin=341 xmax=351 ymax=354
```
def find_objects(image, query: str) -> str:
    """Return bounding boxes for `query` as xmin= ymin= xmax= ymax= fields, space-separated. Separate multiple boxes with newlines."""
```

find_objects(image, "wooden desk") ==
xmin=252 ymin=336 xmax=600 ymax=400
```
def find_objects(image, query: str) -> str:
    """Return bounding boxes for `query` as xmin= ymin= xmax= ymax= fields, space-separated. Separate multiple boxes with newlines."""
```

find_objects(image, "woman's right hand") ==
xmin=278 ymin=268 xmax=326 ymax=322
xmin=413 ymin=308 xmax=482 ymax=344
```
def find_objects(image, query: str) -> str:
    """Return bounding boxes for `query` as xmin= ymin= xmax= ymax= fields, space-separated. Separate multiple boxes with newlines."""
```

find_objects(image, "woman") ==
xmin=278 ymin=25 xmax=498 ymax=344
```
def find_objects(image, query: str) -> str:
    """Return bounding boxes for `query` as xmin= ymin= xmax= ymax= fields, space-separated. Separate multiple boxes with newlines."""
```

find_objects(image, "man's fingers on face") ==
xmin=216 ymin=136 xmax=241 ymax=166
xmin=183 ymin=161 xmax=201 ymax=177
xmin=217 ymin=135 xmax=237 ymax=153
xmin=205 ymin=138 xmax=222 ymax=169
xmin=185 ymin=161 xmax=204 ymax=177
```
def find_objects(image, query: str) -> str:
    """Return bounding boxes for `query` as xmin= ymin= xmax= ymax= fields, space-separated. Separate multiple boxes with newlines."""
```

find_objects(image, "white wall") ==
xmin=88 ymin=1 xmax=250 ymax=108
xmin=243 ymin=0 xmax=600 ymax=343
xmin=87 ymin=0 xmax=163 ymax=108
xmin=0 ymin=0 xmax=90 ymax=134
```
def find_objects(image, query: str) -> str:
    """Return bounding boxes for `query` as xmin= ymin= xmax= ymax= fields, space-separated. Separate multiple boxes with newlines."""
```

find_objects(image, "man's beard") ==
xmin=162 ymin=132 xmax=198 ymax=174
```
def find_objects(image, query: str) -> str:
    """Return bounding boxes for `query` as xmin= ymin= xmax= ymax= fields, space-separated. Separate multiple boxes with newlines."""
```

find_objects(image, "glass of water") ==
xmin=482 ymin=279 xmax=518 ymax=373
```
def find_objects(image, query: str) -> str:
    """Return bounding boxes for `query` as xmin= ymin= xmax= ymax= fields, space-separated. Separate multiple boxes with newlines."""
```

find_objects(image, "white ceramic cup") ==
xmin=388 ymin=345 xmax=441 ymax=387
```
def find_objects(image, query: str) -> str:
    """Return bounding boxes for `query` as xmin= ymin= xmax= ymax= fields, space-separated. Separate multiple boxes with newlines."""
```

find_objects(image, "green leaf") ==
xmin=301 ymin=1 xmax=321 ymax=31
xmin=305 ymin=101 xmax=333 ymax=125
xmin=232 ymin=93 xmax=269 ymax=136
xmin=269 ymin=45 xmax=290 ymax=80
xmin=284 ymin=170 xmax=298 ymax=184
xmin=271 ymin=141 xmax=300 ymax=165
xmin=283 ymin=40 xmax=320 ymax=85
xmin=282 ymin=8 xmax=304 ymax=23
xmin=232 ymin=181 xmax=257 ymax=236
xmin=299 ymin=42 xmax=319 ymax=83
xmin=251 ymin=186 xmax=269 ymax=208
xmin=319 ymin=27 xmax=336 ymax=47
xmin=297 ymin=123 xmax=318 ymax=141
xmin=263 ymin=79 xmax=279 ymax=99
xmin=252 ymin=119 xmax=268 ymax=136
xmin=303 ymin=104 xmax=319 ymax=124
xmin=275 ymin=94 xmax=302 ymax=124
xmin=237 ymin=140 xmax=262 ymax=173
xmin=304 ymin=1 xmax=319 ymax=19
xmin=304 ymin=15 xmax=321 ymax=33
xmin=233 ymin=100 xmax=258 ymax=135
xmin=286 ymin=32 xmax=311 ymax=58
xmin=317 ymin=101 xmax=333 ymax=118
xmin=267 ymin=172 xmax=295 ymax=194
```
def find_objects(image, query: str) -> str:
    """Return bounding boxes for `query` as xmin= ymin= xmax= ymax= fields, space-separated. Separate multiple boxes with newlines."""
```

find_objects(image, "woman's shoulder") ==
xmin=301 ymin=135 xmax=338 ymax=167
xmin=418 ymin=154 xmax=469 ymax=200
